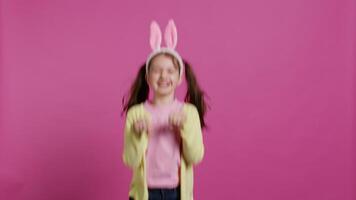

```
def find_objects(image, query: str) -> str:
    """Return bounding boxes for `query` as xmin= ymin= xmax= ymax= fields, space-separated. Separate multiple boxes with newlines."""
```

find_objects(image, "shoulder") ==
xmin=126 ymin=103 xmax=146 ymax=118
xmin=183 ymin=102 xmax=196 ymax=110
xmin=182 ymin=103 xmax=199 ymax=116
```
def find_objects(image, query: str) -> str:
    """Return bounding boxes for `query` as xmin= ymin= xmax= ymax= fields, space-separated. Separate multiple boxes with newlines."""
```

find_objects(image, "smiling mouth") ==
xmin=158 ymin=82 xmax=170 ymax=87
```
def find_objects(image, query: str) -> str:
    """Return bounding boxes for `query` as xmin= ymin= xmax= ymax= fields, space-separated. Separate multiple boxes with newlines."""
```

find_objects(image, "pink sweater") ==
xmin=143 ymin=98 xmax=183 ymax=188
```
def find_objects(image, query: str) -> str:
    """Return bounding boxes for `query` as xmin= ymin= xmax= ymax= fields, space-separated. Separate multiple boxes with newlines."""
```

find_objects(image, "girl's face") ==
xmin=146 ymin=54 xmax=180 ymax=97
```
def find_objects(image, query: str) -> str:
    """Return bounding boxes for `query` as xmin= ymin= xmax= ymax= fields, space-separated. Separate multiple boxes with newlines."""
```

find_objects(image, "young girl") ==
xmin=122 ymin=19 xmax=208 ymax=200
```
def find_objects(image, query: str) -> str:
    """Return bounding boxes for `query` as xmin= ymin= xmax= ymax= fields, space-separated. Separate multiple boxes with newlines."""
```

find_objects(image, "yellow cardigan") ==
xmin=122 ymin=103 xmax=204 ymax=200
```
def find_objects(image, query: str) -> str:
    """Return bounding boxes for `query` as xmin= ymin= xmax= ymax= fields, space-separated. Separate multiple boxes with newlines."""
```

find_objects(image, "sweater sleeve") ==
xmin=180 ymin=104 xmax=205 ymax=165
xmin=122 ymin=105 xmax=149 ymax=169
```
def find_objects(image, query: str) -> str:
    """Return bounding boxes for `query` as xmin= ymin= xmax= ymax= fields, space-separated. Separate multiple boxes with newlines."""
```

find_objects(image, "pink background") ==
xmin=1 ymin=0 xmax=355 ymax=199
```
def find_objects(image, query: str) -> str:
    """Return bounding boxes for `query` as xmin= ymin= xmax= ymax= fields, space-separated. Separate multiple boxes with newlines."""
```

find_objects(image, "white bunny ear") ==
xmin=150 ymin=21 xmax=162 ymax=50
xmin=164 ymin=19 xmax=178 ymax=49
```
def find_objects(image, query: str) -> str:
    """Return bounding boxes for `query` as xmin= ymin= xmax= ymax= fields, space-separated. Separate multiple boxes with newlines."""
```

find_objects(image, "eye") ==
xmin=151 ymin=67 xmax=160 ymax=73
xmin=168 ymin=69 xmax=175 ymax=74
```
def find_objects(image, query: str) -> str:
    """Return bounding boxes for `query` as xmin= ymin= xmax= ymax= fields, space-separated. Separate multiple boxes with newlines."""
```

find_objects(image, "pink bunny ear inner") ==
xmin=150 ymin=21 xmax=162 ymax=50
xmin=164 ymin=19 xmax=178 ymax=49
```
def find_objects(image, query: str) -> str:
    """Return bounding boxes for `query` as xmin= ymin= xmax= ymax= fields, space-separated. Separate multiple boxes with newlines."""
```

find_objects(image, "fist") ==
xmin=133 ymin=117 xmax=151 ymax=135
xmin=168 ymin=111 xmax=187 ymax=130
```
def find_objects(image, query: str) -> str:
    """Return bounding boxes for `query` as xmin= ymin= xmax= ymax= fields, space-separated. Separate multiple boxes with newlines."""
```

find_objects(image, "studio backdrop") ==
xmin=0 ymin=0 xmax=355 ymax=199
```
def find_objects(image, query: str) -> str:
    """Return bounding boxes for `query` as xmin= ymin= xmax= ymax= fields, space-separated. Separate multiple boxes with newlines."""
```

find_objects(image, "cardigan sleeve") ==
xmin=180 ymin=104 xmax=205 ymax=165
xmin=122 ymin=105 xmax=149 ymax=169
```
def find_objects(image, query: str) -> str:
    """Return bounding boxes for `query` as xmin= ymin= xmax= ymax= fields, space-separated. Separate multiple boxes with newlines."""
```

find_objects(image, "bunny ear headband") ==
xmin=146 ymin=19 xmax=184 ymax=81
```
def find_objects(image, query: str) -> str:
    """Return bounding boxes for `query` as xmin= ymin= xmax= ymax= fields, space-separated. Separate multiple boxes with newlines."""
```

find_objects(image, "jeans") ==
xmin=129 ymin=185 xmax=180 ymax=200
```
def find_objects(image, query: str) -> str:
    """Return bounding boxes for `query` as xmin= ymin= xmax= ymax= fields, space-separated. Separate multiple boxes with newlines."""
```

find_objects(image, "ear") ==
xmin=150 ymin=21 xmax=162 ymax=50
xmin=164 ymin=19 xmax=178 ymax=49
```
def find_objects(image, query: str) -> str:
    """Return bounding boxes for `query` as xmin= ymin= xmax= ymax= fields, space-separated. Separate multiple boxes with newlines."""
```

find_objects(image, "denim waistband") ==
xmin=148 ymin=185 xmax=180 ymax=193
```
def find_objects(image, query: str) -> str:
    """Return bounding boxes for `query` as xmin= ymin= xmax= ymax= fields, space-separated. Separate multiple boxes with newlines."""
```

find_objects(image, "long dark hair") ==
xmin=122 ymin=54 xmax=209 ymax=129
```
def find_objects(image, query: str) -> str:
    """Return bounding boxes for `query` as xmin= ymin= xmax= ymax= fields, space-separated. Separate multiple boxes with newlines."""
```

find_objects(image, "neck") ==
xmin=152 ymin=93 xmax=175 ymax=106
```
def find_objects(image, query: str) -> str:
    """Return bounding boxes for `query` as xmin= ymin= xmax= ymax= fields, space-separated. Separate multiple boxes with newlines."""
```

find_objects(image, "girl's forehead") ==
xmin=150 ymin=55 xmax=178 ymax=69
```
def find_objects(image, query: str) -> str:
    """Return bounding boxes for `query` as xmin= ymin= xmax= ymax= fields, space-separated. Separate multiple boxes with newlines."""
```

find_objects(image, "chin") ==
xmin=157 ymin=91 xmax=173 ymax=96
xmin=155 ymin=89 xmax=174 ymax=96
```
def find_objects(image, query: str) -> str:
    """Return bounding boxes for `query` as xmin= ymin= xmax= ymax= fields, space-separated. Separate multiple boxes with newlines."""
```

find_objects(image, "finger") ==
xmin=135 ymin=123 xmax=141 ymax=133
xmin=172 ymin=115 xmax=178 ymax=125
xmin=175 ymin=117 xmax=179 ymax=126
xmin=138 ymin=121 xmax=144 ymax=133
xmin=180 ymin=112 xmax=187 ymax=125
xmin=144 ymin=117 xmax=151 ymax=128
xmin=172 ymin=115 xmax=178 ymax=126
xmin=141 ymin=121 xmax=146 ymax=132
xmin=142 ymin=120 xmax=148 ymax=131
xmin=168 ymin=114 xmax=174 ymax=125
xmin=145 ymin=115 xmax=151 ymax=124
xmin=134 ymin=123 xmax=141 ymax=133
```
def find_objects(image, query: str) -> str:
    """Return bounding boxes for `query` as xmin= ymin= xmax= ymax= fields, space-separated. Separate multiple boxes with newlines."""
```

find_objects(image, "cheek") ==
xmin=171 ymin=74 xmax=180 ymax=85
xmin=147 ymin=74 xmax=158 ymax=84
xmin=174 ymin=73 xmax=180 ymax=81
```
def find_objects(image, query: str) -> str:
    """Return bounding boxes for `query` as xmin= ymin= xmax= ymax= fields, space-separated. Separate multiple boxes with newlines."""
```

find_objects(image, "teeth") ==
xmin=158 ymin=82 xmax=169 ymax=86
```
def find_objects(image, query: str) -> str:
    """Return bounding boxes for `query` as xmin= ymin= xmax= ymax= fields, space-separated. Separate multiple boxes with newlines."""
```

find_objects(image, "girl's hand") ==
xmin=133 ymin=117 xmax=150 ymax=135
xmin=169 ymin=111 xmax=187 ymax=130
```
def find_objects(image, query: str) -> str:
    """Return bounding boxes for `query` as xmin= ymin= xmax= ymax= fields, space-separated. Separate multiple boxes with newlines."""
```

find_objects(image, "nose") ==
xmin=160 ymin=70 xmax=168 ymax=78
